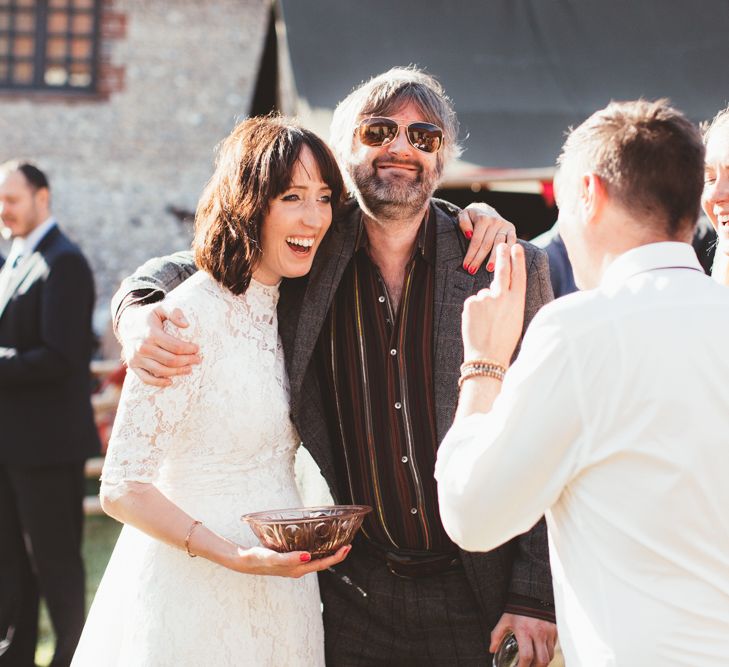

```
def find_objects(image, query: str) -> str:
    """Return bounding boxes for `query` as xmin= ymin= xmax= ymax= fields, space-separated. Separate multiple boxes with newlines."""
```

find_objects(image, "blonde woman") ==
xmin=702 ymin=106 xmax=729 ymax=285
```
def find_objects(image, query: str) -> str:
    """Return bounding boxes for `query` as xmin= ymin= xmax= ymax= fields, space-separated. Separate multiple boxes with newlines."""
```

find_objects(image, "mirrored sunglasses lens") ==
xmin=407 ymin=123 xmax=442 ymax=153
xmin=359 ymin=119 xmax=398 ymax=146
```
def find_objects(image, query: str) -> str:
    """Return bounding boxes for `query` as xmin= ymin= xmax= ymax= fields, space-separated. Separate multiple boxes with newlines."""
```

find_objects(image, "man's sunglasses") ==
xmin=355 ymin=117 xmax=444 ymax=154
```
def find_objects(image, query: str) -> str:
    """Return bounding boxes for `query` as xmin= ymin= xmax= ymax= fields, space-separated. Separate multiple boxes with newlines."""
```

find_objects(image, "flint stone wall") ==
xmin=0 ymin=0 xmax=269 ymax=328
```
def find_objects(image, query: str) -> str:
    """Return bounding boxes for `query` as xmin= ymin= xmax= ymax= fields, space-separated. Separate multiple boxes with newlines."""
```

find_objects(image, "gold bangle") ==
xmin=458 ymin=367 xmax=506 ymax=389
xmin=459 ymin=359 xmax=507 ymax=375
xmin=185 ymin=520 xmax=202 ymax=558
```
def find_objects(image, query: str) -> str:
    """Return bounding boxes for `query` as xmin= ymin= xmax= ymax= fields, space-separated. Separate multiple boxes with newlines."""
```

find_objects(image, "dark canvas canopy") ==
xmin=269 ymin=0 xmax=729 ymax=187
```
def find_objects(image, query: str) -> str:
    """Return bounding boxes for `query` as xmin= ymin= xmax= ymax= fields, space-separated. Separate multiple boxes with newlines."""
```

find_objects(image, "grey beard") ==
xmin=349 ymin=162 xmax=440 ymax=222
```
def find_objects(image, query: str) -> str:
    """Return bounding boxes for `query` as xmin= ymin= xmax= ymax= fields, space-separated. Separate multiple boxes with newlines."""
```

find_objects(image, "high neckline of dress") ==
xmin=249 ymin=277 xmax=280 ymax=296
xmin=245 ymin=277 xmax=281 ymax=309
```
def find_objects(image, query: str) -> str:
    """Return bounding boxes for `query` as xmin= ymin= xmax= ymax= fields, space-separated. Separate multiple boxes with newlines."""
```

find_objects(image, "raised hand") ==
xmin=462 ymin=243 xmax=526 ymax=367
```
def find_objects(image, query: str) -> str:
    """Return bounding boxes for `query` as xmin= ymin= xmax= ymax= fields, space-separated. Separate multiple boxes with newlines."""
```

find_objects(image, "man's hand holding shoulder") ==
xmin=118 ymin=303 xmax=201 ymax=387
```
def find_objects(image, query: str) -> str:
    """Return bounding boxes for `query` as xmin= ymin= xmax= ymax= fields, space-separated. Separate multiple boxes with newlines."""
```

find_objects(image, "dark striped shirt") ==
xmin=318 ymin=212 xmax=455 ymax=554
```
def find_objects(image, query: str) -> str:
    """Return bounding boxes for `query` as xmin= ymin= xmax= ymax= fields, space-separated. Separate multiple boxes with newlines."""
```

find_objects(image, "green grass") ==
xmin=35 ymin=514 xmax=122 ymax=666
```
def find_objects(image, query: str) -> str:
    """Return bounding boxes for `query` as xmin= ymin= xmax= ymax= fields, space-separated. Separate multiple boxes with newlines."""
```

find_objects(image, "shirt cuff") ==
xmin=504 ymin=593 xmax=556 ymax=623
xmin=113 ymin=288 xmax=165 ymax=334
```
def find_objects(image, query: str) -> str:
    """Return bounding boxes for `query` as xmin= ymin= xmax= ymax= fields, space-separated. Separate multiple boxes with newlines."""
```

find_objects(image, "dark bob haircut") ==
xmin=193 ymin=115 xmax=345 ymax=295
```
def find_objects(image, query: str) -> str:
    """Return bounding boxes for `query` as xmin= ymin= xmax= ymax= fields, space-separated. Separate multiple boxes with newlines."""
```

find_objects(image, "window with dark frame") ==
xmin=0 ymin=0 xmax=101 ymax=93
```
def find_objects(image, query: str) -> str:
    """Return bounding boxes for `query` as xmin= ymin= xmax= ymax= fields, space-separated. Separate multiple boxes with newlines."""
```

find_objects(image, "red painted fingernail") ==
xmin=300 ymin=553 xmax=311 ymax=562
xmin=344 ymin=545 xmax=352 ymax=555
xmin=464 ymin=230 xmax=473 ymax=239
xmin=487 ymin=263 xmax=494 ymax=272
xmin=469 ymin=266 xmax=477 ymax=275
xmin=463 ymin=262 xmax=470 ymax=271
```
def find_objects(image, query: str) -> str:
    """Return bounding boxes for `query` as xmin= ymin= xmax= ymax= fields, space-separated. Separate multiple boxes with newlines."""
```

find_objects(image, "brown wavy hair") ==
xmin=193 ymin=116 xmax=345 ymax=294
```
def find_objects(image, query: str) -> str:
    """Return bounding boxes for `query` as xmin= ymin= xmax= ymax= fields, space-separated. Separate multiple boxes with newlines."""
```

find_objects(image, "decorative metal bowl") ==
xmin=241 ymin=505 xmax=372 ymax=559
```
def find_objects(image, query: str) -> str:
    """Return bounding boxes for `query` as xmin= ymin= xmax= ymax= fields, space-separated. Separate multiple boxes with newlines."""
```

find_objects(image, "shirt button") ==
xmin=410 ymin=507 xmax=418 ymax=515
xmin=378 ymin=295 xmax=386 ymax=303
xmin=394 ymin=402 xmax=402 ymax=410
xmin=401 ymin=456 xmax=408 ymax=463
xmin=390 ymin=349 xmax=397 ymax=356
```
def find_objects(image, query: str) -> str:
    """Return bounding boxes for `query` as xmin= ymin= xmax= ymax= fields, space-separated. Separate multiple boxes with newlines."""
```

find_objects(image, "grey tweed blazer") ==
xmin=278 ymin=200 xmax=555 ymax=629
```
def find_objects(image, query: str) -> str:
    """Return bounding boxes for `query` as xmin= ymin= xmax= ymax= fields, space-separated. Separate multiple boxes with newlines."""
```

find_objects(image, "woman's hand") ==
xmin=102 ymin=483 xmax=353 ymax=579
xmin=227 ymin=545 xmax=352 ymax=578
xmin=458 ymin=203 xmax=518 ymax=274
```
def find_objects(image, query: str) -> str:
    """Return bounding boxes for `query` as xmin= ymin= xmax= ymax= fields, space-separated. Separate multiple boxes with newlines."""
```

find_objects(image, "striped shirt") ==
xmin=318 ymin=212 xmax=455 ymax=555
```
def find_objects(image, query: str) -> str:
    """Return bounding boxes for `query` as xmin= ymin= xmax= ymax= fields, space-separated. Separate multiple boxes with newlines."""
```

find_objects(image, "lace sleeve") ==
xmin=101 ymin=317 xmax=203 ymax=501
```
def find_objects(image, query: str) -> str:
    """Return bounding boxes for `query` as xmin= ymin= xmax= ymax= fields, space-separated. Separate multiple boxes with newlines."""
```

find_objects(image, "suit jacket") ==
xmin=112 ymin=199 xmax=556 ymax=627
xmin=0 ymin=225 xmax=100 ymax=465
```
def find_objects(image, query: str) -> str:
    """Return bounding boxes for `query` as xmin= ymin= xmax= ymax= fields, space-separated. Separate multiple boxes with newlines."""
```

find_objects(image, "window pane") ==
xmin=12 ymin=61 xmax=33 ymax=84
xmin=46 ymin=36 xmax=66 ymax=58
xmin=14 ymin=35 xmax=34 ymax=57
xmin=44 ymin=64 xmax=67 ymax=86
xmin=47 ymin=10 xmax=68 ymax=33
xmin=71 ymin=12 xmax=93 ymax=34
xmin=14 ymin=11 xmax=36 ymax=32
xmin=0 ymin=0 xmax=99 ymax=91
xmin=69 ymin=61 xmax=90 ymax=87
xmin=70 ymin=37 xmax=91 ymax=59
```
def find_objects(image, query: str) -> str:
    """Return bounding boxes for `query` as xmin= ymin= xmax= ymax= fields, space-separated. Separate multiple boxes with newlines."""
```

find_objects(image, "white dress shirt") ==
xmin=5 ymin=217 xmax=57 ymax=268
xmin=436 ymin=242 xmax=729 ymax=666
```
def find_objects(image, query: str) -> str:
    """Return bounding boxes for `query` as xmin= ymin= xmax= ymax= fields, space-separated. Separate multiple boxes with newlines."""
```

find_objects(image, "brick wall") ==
xmin=0 ymin=0 xmax=269 ymax=330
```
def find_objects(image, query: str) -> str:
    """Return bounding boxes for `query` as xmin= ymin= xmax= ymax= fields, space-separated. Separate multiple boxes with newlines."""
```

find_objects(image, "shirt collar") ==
xmin=355 ymin=208 xmax=435 ymax=265
xmin=10 ymin=217 xmax=57 ymax=259
xmin=599 ymin=242 xmax=704 ymax=293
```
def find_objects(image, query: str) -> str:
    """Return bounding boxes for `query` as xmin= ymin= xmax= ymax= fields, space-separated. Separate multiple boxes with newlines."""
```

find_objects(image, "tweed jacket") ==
xmin=112 ymin=199 xmax=556 ymax=626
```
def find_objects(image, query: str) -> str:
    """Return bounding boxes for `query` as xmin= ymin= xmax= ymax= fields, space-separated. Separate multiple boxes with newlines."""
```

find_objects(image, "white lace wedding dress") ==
xmin=72 ymin=271 xmax=325 ymax=667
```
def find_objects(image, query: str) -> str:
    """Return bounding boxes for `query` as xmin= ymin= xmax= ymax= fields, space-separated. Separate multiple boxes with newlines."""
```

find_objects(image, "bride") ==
xmin=72 ymin=117 xmax=348 ymax=666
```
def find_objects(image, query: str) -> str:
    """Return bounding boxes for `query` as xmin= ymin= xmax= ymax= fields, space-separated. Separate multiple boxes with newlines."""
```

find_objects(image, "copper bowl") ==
xmin=241 ymin=505 xmax=372 ymax=559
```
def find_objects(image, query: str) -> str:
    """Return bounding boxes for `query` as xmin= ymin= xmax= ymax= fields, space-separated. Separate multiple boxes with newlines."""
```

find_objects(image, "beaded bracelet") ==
xmin=458 ymin=359 xmax=507 ymax=389
xmin=185 ymin=520 xmax=202 ymax=558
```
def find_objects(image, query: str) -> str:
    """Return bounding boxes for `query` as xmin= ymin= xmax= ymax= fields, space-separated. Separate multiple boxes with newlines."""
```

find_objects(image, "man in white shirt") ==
xmin=435 ymin=100 xmax=729 ymax=666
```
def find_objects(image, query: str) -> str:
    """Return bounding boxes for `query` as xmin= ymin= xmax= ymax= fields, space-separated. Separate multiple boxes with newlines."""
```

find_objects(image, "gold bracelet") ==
xmin=185 ymin=520 xmax=202 ymax=558
xmin=460 ymin=359 xmax=508 ymax=375
xmin=458 ymin=366 xmax=506 ymax=389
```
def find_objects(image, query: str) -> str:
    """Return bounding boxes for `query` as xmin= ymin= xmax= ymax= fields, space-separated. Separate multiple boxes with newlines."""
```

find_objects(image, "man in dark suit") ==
xmin=0 ymin=162 xmax=99 ymax=667
xmin=112 ymin=68 xmax=557 ymax=665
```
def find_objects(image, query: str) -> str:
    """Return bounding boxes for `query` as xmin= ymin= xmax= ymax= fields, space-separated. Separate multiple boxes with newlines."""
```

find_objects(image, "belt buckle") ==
xmin=385 ymin=552 xmax=418 ymax=578
xmin=384 ymin=551 xmax=457 ymax=579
